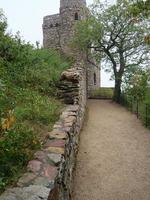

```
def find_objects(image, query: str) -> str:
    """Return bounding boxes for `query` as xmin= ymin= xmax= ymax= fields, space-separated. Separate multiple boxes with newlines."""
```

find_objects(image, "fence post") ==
xmin=136 ymin=100 xmax=139 ymax=118
xmin=131 ymin=98 xmax=133 ymax=112
xmin=146 ymin=104 xmax=148 ymax=128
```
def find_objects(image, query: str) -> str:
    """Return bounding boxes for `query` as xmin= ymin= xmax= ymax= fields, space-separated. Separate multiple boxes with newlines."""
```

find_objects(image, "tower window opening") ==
xmin=94 ymin=73 xmax=96 ymax=85
xmin=55 ymin=23 xmax=59 ymax=27
xmin=75 ymin=13 xmax=79 ymax=20
xmin=50 ymin=24 xmax=53 ymax=28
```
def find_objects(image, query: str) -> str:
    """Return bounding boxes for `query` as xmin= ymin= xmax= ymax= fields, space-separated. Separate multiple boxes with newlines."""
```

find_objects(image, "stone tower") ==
xmin=43 ymin=0 xmax=101 ymax=93
xmin=59 ymin=0 xmax=87 ymax=53
xmin=43 ymin=0 xmax=87 ymax=52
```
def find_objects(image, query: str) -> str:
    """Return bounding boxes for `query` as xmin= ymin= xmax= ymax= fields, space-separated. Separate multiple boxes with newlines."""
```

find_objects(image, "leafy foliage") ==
xmin=72 ymin=0 xmax=149 ymax=102
xmin=0 ymin=124 xmax=40 ymax=189
xmin=128 ymin=0 xmax=150 ymax=18
xmin=123 ymin=68 xmax=150 ymax=101
xmin=121 ymin=68 xmax=150 ymax=128
xmin=0 ymin=10 xmax=70 ymax=192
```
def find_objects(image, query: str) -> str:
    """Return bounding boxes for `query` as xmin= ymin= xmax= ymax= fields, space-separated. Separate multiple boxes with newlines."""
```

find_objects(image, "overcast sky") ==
xmin=0 ymin=0 xmax=115 ymax=87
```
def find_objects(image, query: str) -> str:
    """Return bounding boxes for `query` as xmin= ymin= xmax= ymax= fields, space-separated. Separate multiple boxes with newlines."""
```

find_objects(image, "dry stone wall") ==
xmin=0 ymin=61 xmax=87 ymax=200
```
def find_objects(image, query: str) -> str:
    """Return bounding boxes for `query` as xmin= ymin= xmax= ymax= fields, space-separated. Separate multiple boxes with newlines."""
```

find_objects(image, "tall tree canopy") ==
xmin=128 ymin=0 xmax=150 ymax=18
xmin=72 ymin=0 xmax=150 ymax=102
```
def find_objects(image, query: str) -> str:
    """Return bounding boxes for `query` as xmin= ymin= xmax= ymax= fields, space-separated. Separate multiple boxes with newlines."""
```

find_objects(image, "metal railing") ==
xmin=120 ymin=95 xmax=150 ymax=128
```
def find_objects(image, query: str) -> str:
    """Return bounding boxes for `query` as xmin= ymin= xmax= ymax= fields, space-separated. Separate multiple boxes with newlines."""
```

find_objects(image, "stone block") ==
xmin=41 ymin=165 xmax=58 ymax=179
xmin=47 ymin=153 xmax=62 ymax=165
xmin=60 ymin=71 xmax=79 ymax=83
xmin=45 ymin=139 xmax=66 ymax=148
xmin=32 ymin=176 xmax=54 ymax=188
xmin=27 ymin=160 xmax=42 ymax=174
xmin=34 ymin=151 xmax=48 ymax=163
xmin=17 ymin=173 xmax=37 ymax=187
xmin=64 ymin=116 xmax=76 ymax=124
xmin=46 ymin=147 xmax=65 ymax=155
xmin=0 ymin=185 xmax=50 ymax=200
xmin=49 ymin=130 xmax=68 ymax=140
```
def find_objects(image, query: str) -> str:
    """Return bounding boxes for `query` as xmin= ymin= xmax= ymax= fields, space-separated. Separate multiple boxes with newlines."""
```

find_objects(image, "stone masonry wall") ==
xmin=60 ymin=0 xmax=86 ymax=9
xmin=87 ymin=63 xmax=101 ymax=96
xmin=0 ymin=60 xmax=87 ymax=200
xmin=43 ymin=14 xmax=61 ymax=49
xmin=43 ymin=0 xmax=101 ymax=92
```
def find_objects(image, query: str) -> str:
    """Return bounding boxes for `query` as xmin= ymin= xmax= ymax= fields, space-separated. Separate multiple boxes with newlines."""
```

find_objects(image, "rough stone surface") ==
xmin=34 ymin=151 xmax=48 ymax=163
xmin=33 ymin=176 xmax=54 ymax=188
xmin=47 ymin=153 xmax=62 ymax=165
xmin=27 ymin=160 xmax=42 ymax=174
xmin=46 ymin=147 xmax=65 ymax=155
xmin=0 ymin=185 xmax=50 ymax=200
xmin=43 ymin=0 xmax=101 ymax=94
xmin=17 ymin=173 xmax=37 ymax=187
xmin=49 ymin=130 xmax=68 ymax=140
xmin=45 ymin=139 xmax=66 ymax=148
xmin=41 ymin=165 xmax=58 ymax=179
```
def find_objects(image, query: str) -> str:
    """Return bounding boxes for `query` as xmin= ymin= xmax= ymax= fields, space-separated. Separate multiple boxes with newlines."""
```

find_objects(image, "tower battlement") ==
xmin=60 ymin=0 xmax=86 ymax=9
xmin=43 ymin=14 xmax=61 ymax=49
xmin=43 ymin=14 xmax=60 ymax=25
xmin=43 ymin=0 xmax=87 ymax=51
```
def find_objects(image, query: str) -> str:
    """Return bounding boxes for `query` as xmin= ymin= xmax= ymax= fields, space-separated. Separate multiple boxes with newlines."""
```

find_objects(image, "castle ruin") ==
xmin=43 ymin=0 xmax=100 ymax=94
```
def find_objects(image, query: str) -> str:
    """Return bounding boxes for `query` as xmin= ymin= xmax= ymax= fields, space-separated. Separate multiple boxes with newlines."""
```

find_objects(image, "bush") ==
xmin=14 ymin=88 xmax=62 ymax=126
xmin=23 ymin=48 xmax=70 ymax=96
xmin=0 ymin=11 xmax=70 ymax=192
xmin=0 ymin=124 xmax=40 ymax=191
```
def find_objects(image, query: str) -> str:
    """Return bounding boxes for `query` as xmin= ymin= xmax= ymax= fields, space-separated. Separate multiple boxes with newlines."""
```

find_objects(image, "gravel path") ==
xmin=73 ymin=100 xmax=150 ymax=200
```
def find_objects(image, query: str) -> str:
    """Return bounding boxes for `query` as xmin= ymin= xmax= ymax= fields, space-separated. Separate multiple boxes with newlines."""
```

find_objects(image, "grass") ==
xmin=90 ymin=87 xmax=114 ymax=99
xmin=0 ymin=14 xmax=73 ymax=192
xmin=0 ymin=48 xmax=71 ymax=192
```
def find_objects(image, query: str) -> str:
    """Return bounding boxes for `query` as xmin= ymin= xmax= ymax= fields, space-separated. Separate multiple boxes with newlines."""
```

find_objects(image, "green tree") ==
xmin=0 ymin=9 xmax=7 ymax=34
xmin=72 ymin=0 xmax=149 ymax=102
xmin=123 ymin=68 xmax=150 ymax=101
xmin=128 ymin=0 xmax=150 ymax=18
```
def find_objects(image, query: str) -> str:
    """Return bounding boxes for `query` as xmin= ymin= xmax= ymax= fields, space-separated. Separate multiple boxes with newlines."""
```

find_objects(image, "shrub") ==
xmin=0 ymin=11 xmax=70 ymax=192
xmin=14 ymin=88 xmax=62 ymax=126
xmin=0 ymin=124 xmax=40 ymax=192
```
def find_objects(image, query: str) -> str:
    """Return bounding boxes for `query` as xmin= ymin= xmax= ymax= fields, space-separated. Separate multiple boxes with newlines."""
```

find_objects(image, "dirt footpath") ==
xmin=73 ymin=100 xmax=150 ymax=200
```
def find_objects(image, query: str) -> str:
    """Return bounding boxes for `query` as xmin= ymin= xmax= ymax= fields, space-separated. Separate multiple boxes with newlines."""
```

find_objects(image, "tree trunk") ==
xmin=113 ymin=78 xmax=122 ymax=103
